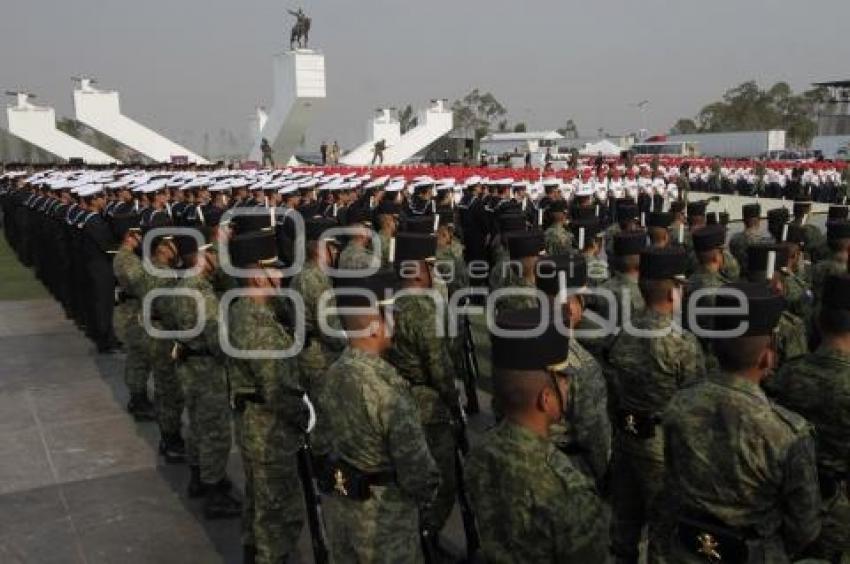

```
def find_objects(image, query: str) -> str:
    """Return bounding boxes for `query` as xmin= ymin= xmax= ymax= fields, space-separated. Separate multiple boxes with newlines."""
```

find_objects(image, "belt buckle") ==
xmin=696 ymin=532 xmax=722 ymax=561
xmin=333 ymin=468 xmax=349 ymax=496
xmin=624 ymin=413 xmax=639 ymax=435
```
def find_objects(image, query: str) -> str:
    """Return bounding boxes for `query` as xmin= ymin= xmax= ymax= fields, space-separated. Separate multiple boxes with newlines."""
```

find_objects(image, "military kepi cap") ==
xmin=334 ymin=268 xmax=399 ymax=308
xmin=228 ymin=231 xmax=279 ymax=268
xmin=827 ymin=220 xmax=850 ymax=241
xmin=691 ymin=225 xmax=726 ymax=253
xmin=613 ymin=231 xmax=647 ymax=256
xmin=535 ymin=254 xmax=587 ymax=296
xmin=822 ymin=274 xmax=850 ymax=310
xmin=742 ymin=204 xmax=761 ymax=220
xmin=394 ymin=233 xmax=436 ymax=263
xmin=491 ymin=308 xmax=569 ymax=371
xmin=506 ymin=231 xmax=545 ymax=259
xmin=646 ymin=212 xmax=673 ymax=229
xmin=828 ymin=206 xmax=849 ymax=221
xmin=713 ymin=282 xmax=785 ymax=336
xmin=639 ymin=247 xmax=687 ymax=281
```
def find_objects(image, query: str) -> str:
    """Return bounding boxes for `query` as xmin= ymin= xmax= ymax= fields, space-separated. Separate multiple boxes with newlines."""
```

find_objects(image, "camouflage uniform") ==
xmin=775 ymin=310 xmax=808 ymax=367
xmin=812 ymin=258 xmax=846 ymax=303
xmin=377 ymin=231 xmax=392 ymax=266
xmin=686 ymin=267 xmax=727 ymax=294
xmin=551 ymin=336 xmax=612 ymax=489
xmin=288 ymin=261 xmax=344 ymax=395
xmin=338 ymin=241 xmax=377 ymax=270
xmin=113 ymin=247 xmax=149 ymax=397
xmin=466 ymin=420 xmax=608 ymax=562
xmin=140 ymin=266 xmax=184 ymax=437
xmin=767 ymin=346 xmax=850 ymax=560
xmin=729 ymin=229 xmax=767 ymax=275
xmin=435 ymin=237 xmax=468 ymax=297
xmin=494 ymin=277 xmax=539 ymax=315
xmin=227 ymin=297 xmax=307 ymax=563
xmin=601 ymin=272 xmax=645 ymax=322
xmin=608 ymin=310 xmax=706 ymax=562
xmin=586 ymin=254 xmax=609 ymax=287
xmin=781 ymin=269 xmax=813 ymax=324
xmin=663 ymin=372 xmax=821 ymax=563
xmin=544 ymin=223 xmax=573 ymax=256
xmin=720 ymin=248 xmax=741 ymax=281
xmin=314 ymin=346 xmax=440 ymax=563
xmin=170 ymin=274 xmax=231 ymax=485
xmin=488 ymin=244 xmax=516 ymax=291
xmin=801 ymin=223 xmax=829 ymax=263
xmin=387 ymin=293 xmax=459 ymax=533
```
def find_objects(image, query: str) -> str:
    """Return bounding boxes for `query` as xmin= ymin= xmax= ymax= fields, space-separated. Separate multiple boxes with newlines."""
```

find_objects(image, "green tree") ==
xmin=513 ymin=122 xmax=527 ymax=133
xmin=670 ymin=118 xmax=698 ymax=134
xmin=451 ymin=88 xmax=508 ymax=140
xmin=398 ymin=105 xmax=418 ymax=134
xmin=556 ymin=119 xmax=579 ymax=138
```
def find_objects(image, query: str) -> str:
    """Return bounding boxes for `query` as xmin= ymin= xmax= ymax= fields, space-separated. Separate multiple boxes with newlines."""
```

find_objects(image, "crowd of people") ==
xmin=0 ymin=160 xmax=848 ymax=564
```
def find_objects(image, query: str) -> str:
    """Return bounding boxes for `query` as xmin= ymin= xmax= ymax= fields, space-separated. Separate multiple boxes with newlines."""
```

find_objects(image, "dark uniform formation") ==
xmin=1 ymin=164 xmax=848 ymax=563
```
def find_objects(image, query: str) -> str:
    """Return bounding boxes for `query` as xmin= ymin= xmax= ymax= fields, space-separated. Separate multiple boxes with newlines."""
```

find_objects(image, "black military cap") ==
xmin=742 ymin=204 xmax=761 ymax=220
xmin=174 ymin=232 xmax=210 ymax=258
xmin=498 ymin=213 xmax=527 ymax=233
xmin=616 ymin=203 xmax=639 ymax=222
xmin=706 ymin=211 xmax=730 ymax=226
xmin=491 ymin=308 xmax=569 ymax=371
xmin=784 ymin=224 xmax=806 ymax=246
xmin=305 ymin=217 xmax=339 ymax=242
xmin=394 ymin=232 xmax=436 ymax=263
xmin=828 ymin=206 xmax=849 ymax=221
xmin=613 ymin=230 xmax=647 ymax=256
xmin=686 ymin=201 xmax=707 ymax=217
xmin=334 ymin=268 xmax=399 ymax=308
xmin=822 ymin=274 xmax=850 ymax=310
xmin=401 ymin=216 xmax=436 ymax=234
xmin=347 ymin=207 xmax=373 ymax=226
xmin=646 ymin=212 xmax=673 ymax=229
xmin=548 ymin=200 xmax=567 ymax=214
xmin=713 ymin=282 xmax=785 ymax=336
xmin=793 ymin=199 xmax=812 ymax=218
xmin=110 ymin=212 xmax=140 ymax=241
xmin=569 ymin=219 xmax=602 ymax=248
xmin=229 ymin=211 xmax=273 ymax=235
xmin=571 ymin=206 xmax=598 ymax=221
xmin=506 ymin=231 xmax=545 ymax=259
xmin=639 ymin=247 xmax=687 ymax=281
xmin=692 ymin=225 xmax=726 ymax=253
xmin=827 ymin=220 xmax=850 ymax=241
xmin=747 ymin=243 xmax=789 ymax=280
xmin=766 ymin=207 xmax=790 ymax=224
xmin=376 ymin=200 xmax=401 ymax=216
xmin=669 ymin=201 xmax=685 ymax=215
xmin=228 ymin=230 xmax=279 ymax=268
xmin=535 ymin=254 xmax=588 ymax=296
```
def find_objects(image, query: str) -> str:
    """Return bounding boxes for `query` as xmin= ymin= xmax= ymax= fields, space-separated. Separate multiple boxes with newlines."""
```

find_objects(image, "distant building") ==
xmin=479 ymin=131 xmax=564 ymax=156
xmin=813 ymin=80 xmax=850 ymax=136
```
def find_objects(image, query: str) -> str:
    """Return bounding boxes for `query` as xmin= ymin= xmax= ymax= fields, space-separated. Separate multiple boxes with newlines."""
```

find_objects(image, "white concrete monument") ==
xmin=5 ymin=92 xmax=118 ymax=164
xmin=341 ymin=99 xmax=454 ymax=166
xmin=72 ymin=78 xmax=208 ymax=164
xmin=249 ymin=50 xmax=326 ymax=165
xmin=340 ymin=108 xmax=402 ymax=165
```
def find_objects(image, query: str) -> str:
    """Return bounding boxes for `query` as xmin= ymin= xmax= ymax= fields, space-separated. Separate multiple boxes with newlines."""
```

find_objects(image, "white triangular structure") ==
xmin=341 ymin=100 xmax=453 ymax=166
xmin=339 ymin=108 xmax=401 ymax=165
xmin=6 ymin=93 xmax=118 ymax=164
xmin=72 ymin=79 xmax=208 ymax=164
xmin=249 ymin=50 xmax=326 ymax=164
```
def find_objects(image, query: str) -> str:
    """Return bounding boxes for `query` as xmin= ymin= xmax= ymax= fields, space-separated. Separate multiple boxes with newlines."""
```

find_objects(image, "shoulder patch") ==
xmin=769 ymin=402 xmax=811 ymax=435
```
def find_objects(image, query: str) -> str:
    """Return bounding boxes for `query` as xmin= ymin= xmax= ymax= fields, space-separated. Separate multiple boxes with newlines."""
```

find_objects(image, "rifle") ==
xmin=296 ymin=438 xmax=330 ymax=564
xmin=452 ymin=401 xmax=480 ymax=561
xmin=461 ymin=312 xmax=481 ymax=414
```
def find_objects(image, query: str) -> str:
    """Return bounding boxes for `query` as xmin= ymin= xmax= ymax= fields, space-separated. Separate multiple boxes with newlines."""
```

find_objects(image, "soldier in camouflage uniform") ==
xmin=792 ymin=199 xmax=829 ymax=263
xmin=608 ymin=247 xmax=706 ymax=564
xmin=663 ymin=283 xmax=821 ymax=563
xmin=811 ymin=220 xmax=850 ymax=304
xmin=766 ymin=273 xmax=850 ymax=562
xmin=288 ymin=218 xmax=345 ymax=396
xmin=434 ymin=208 xmax=468 ymax=297
xmin=494 ymin=230 xmax=544 ymax=314
xmin=387 ymin=233 xmax=460 ymax=547
xmin=687 ymin=225 xmax=730 ymax=293
xmin=111 ymin=213 xmax=156 ymax=420
xmin=606 ymin=200 xmax=640 ymax=257
xmin=487 ymin=213 xmax=526 ymax=292
xmin=139 ymin=215 xmax=186 ymax=462
xmin=728 ymin=203 xmax=764 ymax=275
xmin=602 ymin=231 xmax=647 ymax=324
xmin=375 ymin=200 xmax=399 ymax=266
xmin=466 ymin=307 xmax=608 ymax=562
xmin=226 ymin=231 xmax=310 ymax=564
xmin=543 ymin=200 xmax=572 ymax=256
xmin=779 ymin=226 xmax=814 ymax=324
xmin=571 ymin=218 xmax=608 ymax=286
xmin=313 ymin=270 xmax=440 ymax=563
xmin=536 ymin=254 xmax=612 ymax=490
xmin=167 ymin=234 xmax=241 ymax=518
xmin=338 ymin=208 xmax=379 ymax=270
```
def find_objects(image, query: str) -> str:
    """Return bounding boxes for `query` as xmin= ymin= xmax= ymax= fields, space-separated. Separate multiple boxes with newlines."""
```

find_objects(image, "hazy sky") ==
xmin=1 ymin=0 xmax=848 ymax=154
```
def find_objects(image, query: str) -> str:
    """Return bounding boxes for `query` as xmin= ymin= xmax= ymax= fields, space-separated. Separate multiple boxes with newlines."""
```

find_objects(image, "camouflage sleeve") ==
xmin=780 ymin=432 xmax=821 ymax=556
xmin=416 ymin=303 xmax=459 ymax=409
xmin=571 ymin=362 xmax=611 ymax=485
xmin=174 ymin=283 xmax=220 ymax=354
xmin=550 ymin=468 xmax=608 ymax=561
xmin=380 ymin=384 xmax=440 ymax=503
xmin=677 ymin=333 xmax=706 ymax=386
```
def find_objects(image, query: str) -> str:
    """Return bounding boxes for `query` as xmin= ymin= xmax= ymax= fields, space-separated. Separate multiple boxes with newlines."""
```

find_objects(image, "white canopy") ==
xmin=580 ymin=139 xmax=623 ymax=156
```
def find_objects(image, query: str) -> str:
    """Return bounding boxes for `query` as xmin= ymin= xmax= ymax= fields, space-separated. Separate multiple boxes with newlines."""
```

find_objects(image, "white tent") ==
xmin=580 ymin=139 xmax=622 ymax=156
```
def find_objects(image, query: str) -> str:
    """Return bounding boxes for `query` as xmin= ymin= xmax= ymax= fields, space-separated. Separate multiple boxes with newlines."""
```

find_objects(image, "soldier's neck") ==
xmin=505 ymin=414 xmax=549 ymax=439
xmin=821 ymin=333 xmax=850 ymax=355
